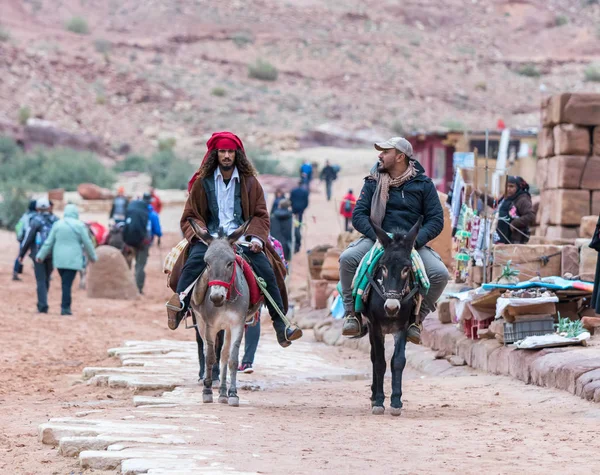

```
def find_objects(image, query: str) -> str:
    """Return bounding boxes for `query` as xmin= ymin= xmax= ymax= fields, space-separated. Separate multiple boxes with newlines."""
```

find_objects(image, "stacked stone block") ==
xmin=536 ymin=93 xmax=600 ymax=239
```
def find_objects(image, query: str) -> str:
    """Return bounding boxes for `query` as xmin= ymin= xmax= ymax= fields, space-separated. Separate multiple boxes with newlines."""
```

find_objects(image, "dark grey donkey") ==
xmin=357 ymin=217 xmax=423 ymax=416
xmin=187 ymin=220 xmax=254 ymax=407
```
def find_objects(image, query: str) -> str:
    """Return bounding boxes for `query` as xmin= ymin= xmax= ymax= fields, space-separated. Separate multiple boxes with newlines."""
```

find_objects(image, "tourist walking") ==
xmin=320 ymin=160 xmax=338 ymax=201
xmin=18 ymin=198 xmax=59 ymax=313
xmin=35 ymin=204 xmax=97 ymax=315
xmin=339 ymin=189 xmax=357 ymax=232
xmin=13 ymin=199 xmax=38 ymax=281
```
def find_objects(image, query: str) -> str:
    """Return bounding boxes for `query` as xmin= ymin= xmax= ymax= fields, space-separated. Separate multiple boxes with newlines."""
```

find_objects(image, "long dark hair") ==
xmin=197 ymin=149 xmax=258 ymax=179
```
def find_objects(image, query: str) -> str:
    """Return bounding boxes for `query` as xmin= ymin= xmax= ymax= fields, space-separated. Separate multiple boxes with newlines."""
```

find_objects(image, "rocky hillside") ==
xmin=1 ymin=0 xmax=600 ymax=156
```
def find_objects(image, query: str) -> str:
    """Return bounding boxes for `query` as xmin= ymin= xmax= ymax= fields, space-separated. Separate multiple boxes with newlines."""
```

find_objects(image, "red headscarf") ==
xmin=187 ymin=131 xmax=245 ymax=192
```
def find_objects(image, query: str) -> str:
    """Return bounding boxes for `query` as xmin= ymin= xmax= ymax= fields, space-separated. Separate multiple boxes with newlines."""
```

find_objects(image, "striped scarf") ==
xmin=369 ymin=161 xmax=417 ymax=227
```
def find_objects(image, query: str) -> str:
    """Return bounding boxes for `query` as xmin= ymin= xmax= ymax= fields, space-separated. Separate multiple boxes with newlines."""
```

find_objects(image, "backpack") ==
xmin=344 ymin=199 xmax=353 ymax=213
xmin=34 ymin=214 xmax=56 ymax=248
xmin=122 ymin=201 xmax=150 ymax=247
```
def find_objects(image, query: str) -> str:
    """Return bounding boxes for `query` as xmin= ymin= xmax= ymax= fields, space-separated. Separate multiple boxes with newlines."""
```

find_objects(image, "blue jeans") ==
xmin=242 ymin=320 xmax=261 ymax=364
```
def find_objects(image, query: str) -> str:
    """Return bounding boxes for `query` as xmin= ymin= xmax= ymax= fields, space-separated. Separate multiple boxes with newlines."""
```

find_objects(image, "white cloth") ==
xmin=213 ymin=167 xmax=262 ymax=248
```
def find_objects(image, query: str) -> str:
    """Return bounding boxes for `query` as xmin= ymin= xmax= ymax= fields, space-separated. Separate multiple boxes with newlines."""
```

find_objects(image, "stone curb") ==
xmin=293 ymin=307 xmax=600 ymax=403
xmin=421 ymin=313 xmax=600 ymax=403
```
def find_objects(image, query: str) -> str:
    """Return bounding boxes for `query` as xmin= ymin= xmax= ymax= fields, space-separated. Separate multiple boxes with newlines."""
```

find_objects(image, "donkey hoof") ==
xmin=202 ymin=393 xmax=213 ymax=404
xmin=390 ymin=407 xmax=402 ymax=417
xmin=218 ymin=395 xmax=228 ymax=404
xmin=371 ymin=405 xmax=385 ymax=415
xmin=228 ymin=396 xmax=240 ymax=407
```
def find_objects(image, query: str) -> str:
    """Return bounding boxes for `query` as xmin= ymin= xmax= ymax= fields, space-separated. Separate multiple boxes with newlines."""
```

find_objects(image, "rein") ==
xmin=367 ymin=270 xmax=419 ymax=307
xmin=207 ymin=258 xmax=242 ymax=300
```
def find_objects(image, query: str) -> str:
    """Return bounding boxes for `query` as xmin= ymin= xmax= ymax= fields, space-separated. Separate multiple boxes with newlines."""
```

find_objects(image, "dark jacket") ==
xmin=290 ymin=186 xmax=309 ymax=214
xmin=110 ymin=195 xmax=129 ymax=221
xmin=270 ymin=208 xmax=293 ymax=260
xmin=352 ymin=161 xmax=444 ymax=249
xmin=19 ymin=212 xmax=59 ymax=260
xmin=320 ymin=165 xmax=337 ymax=182
xmin=485 ymin=192 xmax=535 ymax=244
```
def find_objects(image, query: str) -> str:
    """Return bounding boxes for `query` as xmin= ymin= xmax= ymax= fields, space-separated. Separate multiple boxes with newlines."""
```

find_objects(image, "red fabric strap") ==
xmin=207 ymin=260 xmax=241 ymax=300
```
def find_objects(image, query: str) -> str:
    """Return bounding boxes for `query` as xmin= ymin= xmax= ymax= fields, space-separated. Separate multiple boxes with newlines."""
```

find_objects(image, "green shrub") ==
xmin=158 ymin=137 xmax=177 ymax=151
xmin=248 ymin=59 xmax=278 ymax=81
xmin=231 ymin=32 xmax=254 ymax=48
xmin=555 ymin=15 xmax=569 ymax=26
xmin=584 ymin=64 xmax=600 ymax=82
xmin=113 ymin=154 xmax=149 ymax=173
xmin=0 ymin=182 xmax=30 ymax=230
xmin=18 ymin=106 xmax=31 ymax=125
xmin=94 ymin=38 xmax=112 ymax=53
xmin=392 ymin=120 xmax=405 ymax=136
xmin=211 ymin=87 xmax=227 ymax=97
xmin=0 ymin=142 xmax=115 ymax=192
xmin=516 ymin=64 xmax=541 ymax=77
xmin=66 ymin=17 xmax=89 ymax=35
xmin=441 ymin=120 xmax=466 ymax=131
xmin=147 ymin=150 xmax=194 ymax=189
xmin=0 ymin=136 xmax=19 ymax=162
xmin=0 ymin=26 xmax=10 ymax=42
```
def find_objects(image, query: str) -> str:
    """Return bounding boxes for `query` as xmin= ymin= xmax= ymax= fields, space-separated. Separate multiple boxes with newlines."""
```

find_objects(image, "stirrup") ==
xmin=283 ymin=323 xmax=303 ymax=342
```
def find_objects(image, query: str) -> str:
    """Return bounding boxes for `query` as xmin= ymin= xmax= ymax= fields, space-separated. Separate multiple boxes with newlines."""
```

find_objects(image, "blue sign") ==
xmin=453 ymin=152 xmax=475 ymax=169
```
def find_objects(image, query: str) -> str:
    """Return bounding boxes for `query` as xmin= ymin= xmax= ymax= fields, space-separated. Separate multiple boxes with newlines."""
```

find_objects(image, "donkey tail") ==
xmin=349 ymin=324 xmax=369 ymax=339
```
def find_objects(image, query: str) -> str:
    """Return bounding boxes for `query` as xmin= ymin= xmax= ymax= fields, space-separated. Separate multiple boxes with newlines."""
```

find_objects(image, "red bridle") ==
xmin=207 ymin=257 xmax=242 ymax=300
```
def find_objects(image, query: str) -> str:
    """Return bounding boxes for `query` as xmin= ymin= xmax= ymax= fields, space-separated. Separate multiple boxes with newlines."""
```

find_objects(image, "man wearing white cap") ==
xmin=339 ymin=137 xmax=449 ymax=343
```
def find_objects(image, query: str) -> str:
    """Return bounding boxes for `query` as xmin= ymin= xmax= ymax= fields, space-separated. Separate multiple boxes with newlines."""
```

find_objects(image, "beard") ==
xmin=219 ymin=163 xmax=234 ymax=171
xmin=377 ymin=160 xmax=386 ymax=172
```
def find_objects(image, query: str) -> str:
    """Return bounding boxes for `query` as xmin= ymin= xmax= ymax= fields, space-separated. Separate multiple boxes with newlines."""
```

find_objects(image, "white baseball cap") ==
xmin=374 ymin=137 xmax=414 ymax=158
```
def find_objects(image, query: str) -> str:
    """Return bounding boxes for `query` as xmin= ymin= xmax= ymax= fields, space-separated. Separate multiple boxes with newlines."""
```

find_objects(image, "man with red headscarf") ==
xmin=166 ymin=132 xmax=303 ymax=347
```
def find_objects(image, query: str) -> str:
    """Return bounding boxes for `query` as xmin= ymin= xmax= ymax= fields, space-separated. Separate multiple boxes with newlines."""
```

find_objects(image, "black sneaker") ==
xmin=61 ymin=308 xmax=72 ymax=316
xmin=273 ymin=321 xmax=303 ymax=348
xmin=239 ymin=363 xmax=254 ymax=374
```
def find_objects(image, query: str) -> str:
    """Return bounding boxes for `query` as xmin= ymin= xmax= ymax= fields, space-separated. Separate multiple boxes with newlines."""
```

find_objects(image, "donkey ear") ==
xmin=404 ymin=216 xmax=423 ymax=248
xmin=371 ymin=221 xmax=392 ymax=248
xmin=227 ymin=218 xmax=252 ymax=244
xmin=187 ymin=218 xmax=213 ymax=245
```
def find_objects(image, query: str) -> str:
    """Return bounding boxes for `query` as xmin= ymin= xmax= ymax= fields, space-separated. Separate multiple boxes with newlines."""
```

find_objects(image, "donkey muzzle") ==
xmin=384 ymin=298 xmax=401 ymax=316
xmin=209 ymin=287 xmax=226 ymax=307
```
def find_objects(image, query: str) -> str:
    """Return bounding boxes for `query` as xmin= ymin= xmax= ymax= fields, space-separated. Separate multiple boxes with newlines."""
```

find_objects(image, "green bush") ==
xmin=0 ymin=182 xmax=30 ymax=230
xmin=248 ymin=60 xmax=278 ymax=81
xmin=441 ymin=120 xmax=466 ymax=131
xmin=158 ymin=137 xmax=177 ymax=151
xmin=66 ymin=17 xmax=89 ymax=35
xmin=113 ymin=154 xmax=149 ymax=173
xmin=584 ymin=64 xmax=600 ymax=82
xmin=0 ymin=26 xmax=10 ymax=42
xmin=555 ymin=15 xmax=569 ymax=26
xmin=147 ymin=150 xmax=195 ymax=190
xmin=18 ymin=106 xmax=31 ymax=125
xmin=516 ymin=64 xmax=541 ymax=77
xmin=0 ymin=139 xmax=115 ymax=192
xmin=94 ymin=38 xmax=112 ymax=53
xmin=231 ymin=32 xmax=254 ymax=48
xmin=391 ymin=120 xmax=405 ymax=136
xmin=211 ymin=87 xmax=227 ymax=97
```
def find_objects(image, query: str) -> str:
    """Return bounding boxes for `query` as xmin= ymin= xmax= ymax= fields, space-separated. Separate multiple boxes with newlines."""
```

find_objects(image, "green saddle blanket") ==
xmin=337 ymin=241 xmax=430 ymax=313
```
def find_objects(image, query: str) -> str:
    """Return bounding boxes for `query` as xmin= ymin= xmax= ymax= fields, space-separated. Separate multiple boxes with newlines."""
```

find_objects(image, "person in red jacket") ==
xmin=339 ymin=189 xmax=357 ymax=232
xmin=149 ymin=187 xmax=163 ymax=214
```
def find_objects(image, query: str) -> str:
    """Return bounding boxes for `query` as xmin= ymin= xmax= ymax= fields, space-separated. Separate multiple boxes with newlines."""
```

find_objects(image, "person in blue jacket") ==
xmin=131 ymin=192 xmax=162 ymax=294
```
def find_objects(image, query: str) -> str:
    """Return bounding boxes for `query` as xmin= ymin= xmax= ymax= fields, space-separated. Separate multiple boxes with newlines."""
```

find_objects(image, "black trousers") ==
xmin=58 ymin=269 xmax=77 ymax=311
xmin=177 ymin=242 xmax=286 ymax=324
xmin=33 ymin=259 xmax=53 ymax=312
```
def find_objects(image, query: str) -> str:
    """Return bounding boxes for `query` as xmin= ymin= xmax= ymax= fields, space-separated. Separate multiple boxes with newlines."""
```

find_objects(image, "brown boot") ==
xmin=166 ymin=293 xmax=184 ymax=330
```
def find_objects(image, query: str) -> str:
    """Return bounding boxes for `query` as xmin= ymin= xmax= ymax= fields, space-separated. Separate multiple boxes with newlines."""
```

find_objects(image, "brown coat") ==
xmin=485 ymin=192 xmax=535 ymax=244
xmin=169 ymin=173 xmax=288 ymax=312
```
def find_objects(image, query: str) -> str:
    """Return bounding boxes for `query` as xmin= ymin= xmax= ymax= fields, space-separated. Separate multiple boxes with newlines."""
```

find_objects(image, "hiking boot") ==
xmin=407 ymin=323 xmax=422 ymax=345
xmin=342 ymin=312 xmax=361 ymax=337
xmin=273 ymin=320 xmax=303 ymax=348
xmin=12 ymin=273 xmax=21 ymax=281
xmin=166 ymin=293 xmax=184 ymax=330
xmin=239 ymin=363 xmax=254 ymax=374
xmin=61 ymin=308 xmax=72 ymax=316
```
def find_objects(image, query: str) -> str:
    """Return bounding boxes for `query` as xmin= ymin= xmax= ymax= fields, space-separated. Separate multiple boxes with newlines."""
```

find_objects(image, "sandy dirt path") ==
xmin=2 ymin=159 xmax=600 ymax=473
